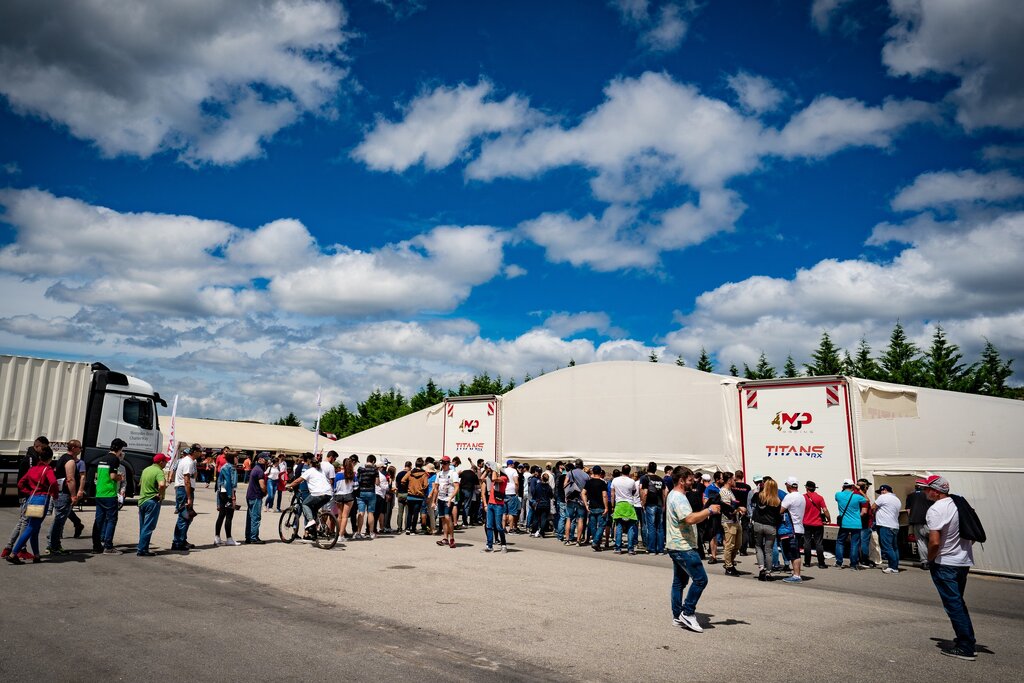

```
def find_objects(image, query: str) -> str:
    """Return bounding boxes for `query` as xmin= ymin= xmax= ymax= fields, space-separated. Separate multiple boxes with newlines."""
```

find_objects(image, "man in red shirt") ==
xmin=802 ymin=481 xmax=830 ymax=569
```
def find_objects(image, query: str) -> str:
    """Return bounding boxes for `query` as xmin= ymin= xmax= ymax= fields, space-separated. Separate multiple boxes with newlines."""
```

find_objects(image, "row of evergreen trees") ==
xmin=276 ymin=322 xmax=1016 ymax=439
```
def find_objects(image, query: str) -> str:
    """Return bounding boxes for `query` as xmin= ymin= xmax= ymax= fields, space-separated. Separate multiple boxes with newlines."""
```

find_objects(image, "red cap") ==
xmin=153 ymin=453 xmax=170 ymax=464
xmin=441 ymin=455 xmax=452 ymax=463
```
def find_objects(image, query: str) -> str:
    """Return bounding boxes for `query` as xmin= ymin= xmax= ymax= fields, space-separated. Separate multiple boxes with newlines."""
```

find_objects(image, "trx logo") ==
xmin=772 ymin=411 xmax=813 ymax=431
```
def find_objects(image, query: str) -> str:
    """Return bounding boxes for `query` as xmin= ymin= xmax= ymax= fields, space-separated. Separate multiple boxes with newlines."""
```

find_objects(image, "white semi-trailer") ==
xmin=0 ymin=355 xmax=166 ymax=498
xmin=442 ymin=395 xmax=501 ymax=464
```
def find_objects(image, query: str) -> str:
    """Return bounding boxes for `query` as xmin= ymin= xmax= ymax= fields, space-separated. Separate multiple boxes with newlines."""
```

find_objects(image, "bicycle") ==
xmin=279 ymin=491 xmax=340 ymax=550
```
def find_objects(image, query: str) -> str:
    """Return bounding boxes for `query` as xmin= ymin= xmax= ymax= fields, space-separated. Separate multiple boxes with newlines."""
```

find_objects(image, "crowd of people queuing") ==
xmin=2 ymin=436 xmax=982 ymax=661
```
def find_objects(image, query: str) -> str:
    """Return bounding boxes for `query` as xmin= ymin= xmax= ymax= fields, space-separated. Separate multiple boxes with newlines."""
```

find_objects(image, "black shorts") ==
xmin=780 ymin=533 xmax=802 ymax=562
xmin=375 ymin=495 xmax=386 ymax=515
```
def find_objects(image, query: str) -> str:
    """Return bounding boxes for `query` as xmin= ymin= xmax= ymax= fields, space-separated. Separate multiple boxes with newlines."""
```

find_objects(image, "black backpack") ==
xmin=951 ymin=495 xmax=986 ymax=544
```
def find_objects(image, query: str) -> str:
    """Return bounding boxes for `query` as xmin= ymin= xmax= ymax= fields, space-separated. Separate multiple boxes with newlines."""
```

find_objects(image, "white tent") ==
xmin=331 ymin=361 xmax=1023 ymax=575
xmin=162 ymin=417 xmax=336 ymax=456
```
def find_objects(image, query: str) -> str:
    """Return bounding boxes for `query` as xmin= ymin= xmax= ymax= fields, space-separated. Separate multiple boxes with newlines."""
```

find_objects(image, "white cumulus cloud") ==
xmin=882 ymin=0 xmax=1024 ymax=130
xmin=892 ymin=169 xmax=1024 ymax=211
xmin=727 ymin=72 xmax=786 ymax=114
xmin=0 ymin=0 xmax=349 ymax=164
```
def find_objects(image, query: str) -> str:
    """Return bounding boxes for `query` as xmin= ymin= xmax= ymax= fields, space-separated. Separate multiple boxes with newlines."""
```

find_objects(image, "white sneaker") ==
xmin=679 ymin=613 xmax=703 ymax=633
xmin=500 ymin=545 xmax=508 ymax=553
xmin=369 ymin=533 xmax=376 ymax=540
xmin=225 ymin=538 xmax=238 ymax=546
xmin=304 ymin=519 xmax=317 ymax=530
xmin=882 ymin=567 xmax=898 ymax=574
xmin=214 ymin=536 xmax=222 ymax=546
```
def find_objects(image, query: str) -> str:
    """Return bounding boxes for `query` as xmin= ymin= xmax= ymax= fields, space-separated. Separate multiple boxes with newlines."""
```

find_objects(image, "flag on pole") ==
xmin=312 ymin=386 xmax=323 ymax=456
xmin=165 ymin=394 xmax=179 ymax=476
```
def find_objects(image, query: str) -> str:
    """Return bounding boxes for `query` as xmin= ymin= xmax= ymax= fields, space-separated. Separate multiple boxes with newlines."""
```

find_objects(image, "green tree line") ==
xmin=276 ymin=322 xmax=1018 ymax=439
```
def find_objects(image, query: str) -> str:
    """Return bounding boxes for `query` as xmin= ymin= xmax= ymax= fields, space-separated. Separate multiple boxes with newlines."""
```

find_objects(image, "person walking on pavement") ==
xmin=873 ymin=484 xmax=902 ymax=574
xmin=921 ymin=475 xmax=978 ymax=661
xmin=45 ymin=439 xmax=84 ymax=555
xmin=6 ymin=447 xmax=58 ymax=564
xmin=136 ymin=453 xmax=169 ymax=556
xmin=666 ymin=466 xmax=720 ymax=633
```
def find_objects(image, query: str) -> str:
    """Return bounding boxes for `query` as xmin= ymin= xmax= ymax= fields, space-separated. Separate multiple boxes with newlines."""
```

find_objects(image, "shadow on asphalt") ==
xmin=930 ymin=637 xmax=996 ymax=656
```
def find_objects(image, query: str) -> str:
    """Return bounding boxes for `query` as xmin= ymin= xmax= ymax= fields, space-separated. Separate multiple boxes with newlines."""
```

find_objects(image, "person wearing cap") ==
xmin=802 ymin=481 xmax=830 ymax=569
xmin=431 ymin=456 xmax=460 ymax=548
xmin=421 ymin=462 xmax=438 ymax=535
xmin=718 ymin=472 xmax=745 ymax=575
xmin=834 ymin=479 xmax=867 ymax=569
xmin=244 ymin=453 xmax=269 ymax=544
xmin=872 ymin=484 xmax=901 ymax=574
xmin=136 ymin=454 xmax=169 ymax=556
xmin=171 ymin=445 xmax=199 ymax=551
xmin=856 ymin=478 xmax=878 ymax=568
xmin=779 ymin=477 xmax=806 ymax=583
xmin=921 ymin=474 xmax=977 ymax=661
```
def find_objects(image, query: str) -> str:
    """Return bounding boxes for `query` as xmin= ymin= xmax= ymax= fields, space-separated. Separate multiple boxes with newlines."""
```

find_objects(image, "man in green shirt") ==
xmin=92 ymin=438 xmax=126 ymax=554
xmin=136 ymin=453 xmax=169 ymax=556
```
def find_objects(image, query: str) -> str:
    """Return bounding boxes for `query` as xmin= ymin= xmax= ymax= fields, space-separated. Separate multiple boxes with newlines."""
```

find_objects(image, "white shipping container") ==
xmin=0 ymin=355 xmax=92 ymax=457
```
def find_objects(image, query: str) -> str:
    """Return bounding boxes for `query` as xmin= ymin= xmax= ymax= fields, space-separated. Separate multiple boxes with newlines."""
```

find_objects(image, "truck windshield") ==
xmin=123 ymin=397 xmax=154 ymax=430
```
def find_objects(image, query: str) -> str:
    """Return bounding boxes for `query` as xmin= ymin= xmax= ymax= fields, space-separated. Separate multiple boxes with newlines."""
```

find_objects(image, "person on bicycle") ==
xmin=287 ymin=454 xmax=332 ymax=532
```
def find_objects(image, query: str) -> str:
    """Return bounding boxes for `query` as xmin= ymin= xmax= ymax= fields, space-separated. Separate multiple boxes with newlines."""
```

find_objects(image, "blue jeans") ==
xmin=835 ymin=527 xmax=861 ymax=566
xmin=555 ymin=501 xmax=567 ymax=540
xmin=504 ymin=495 xmax=521 ymax=518
xmin=930 ymin=564 xmax=975 ymax=654
xmin=265 ymin=480 xmax=277 ymax=509
xmin=615 ymin=518 xmax=637 ymax=552
xmin=12 ymin=515 xmax=44 ymax=556
xmin=877 ymin=526 xmax=899 ymax=570
xmin=668 ymin=549 xmax=708 ymax=618
xmin=565 ymin=500 xmax=586 ymax=541
xmin=588 ymin=508 xmax=606 ymax=547
xmin=485 ymin=503 xmax=506 ymax=548
xmin=860 ymin=527 xmax=874 ymax=563
xmin=356 ymin=492 xmax=376 ymax=514
xmin=137 ymin=499 xmax=161 ymax=553
xmin=48 ymin=492 xmax=73 ymax=550
xmin=246 ymin=498 xmax=262 ymax=541
xmin=644 ymin=505 xmax=664 ymax=554
xmin=94 ymin=497 xmax=119 ymax=550
xmin=173 ymin=486 xmax=193 ymax=546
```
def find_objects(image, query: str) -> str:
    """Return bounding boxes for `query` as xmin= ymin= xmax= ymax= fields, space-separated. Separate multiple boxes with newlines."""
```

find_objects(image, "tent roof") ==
xmin=163 ymin=417 xmax=335 ymax=455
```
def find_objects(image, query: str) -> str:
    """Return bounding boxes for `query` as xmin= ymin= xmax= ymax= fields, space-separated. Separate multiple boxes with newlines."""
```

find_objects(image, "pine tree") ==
xmin=649 ymin=351 xmax=659 ymax=363
xmin=879 ymin=321 xmax=922 ymax=385
xmin=410 ymin=378 xmax=446 ymax=412
xmin=850 ymin=338 xmax=881 ymax=380
xmin=922 ymin=326 xmax=967 ymax=391
xmin=805 ymin=331 xmax=843 ymax=376
xmin=568 ymin=358 xmax=576 ymax=367
xmin=274 ymin=411 xmax=301 ymax=427
xmin=743 ymin=363 xmax=756 ymax=379
xmin=349 ymin=388 xmax=412 ymax=434
xmin=523 ymin=372 xmax=533 ymax=383
xmin=675 ymin=355 xmax=686 ymax=367
xmin=318 ymin=402 xmax=352 ymax=438
xmin=841 ymin=350 xmax=855 ymax=376
xmin=783 ymin=355 xmax=798 ymax=378
xmin=729 ymin=363 xmax=739 ymax=377
xmin=753 ymin=351 xmax=776 ymax=379
xmin=696 ymin=348 xmax=714 ymax=373
xmin=974 ymin=340 xmax=1013 ymax=397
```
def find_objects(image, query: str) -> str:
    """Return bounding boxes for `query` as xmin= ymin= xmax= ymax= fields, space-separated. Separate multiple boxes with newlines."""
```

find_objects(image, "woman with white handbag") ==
xmin=7 ymin=447 xmax=59 ymax=564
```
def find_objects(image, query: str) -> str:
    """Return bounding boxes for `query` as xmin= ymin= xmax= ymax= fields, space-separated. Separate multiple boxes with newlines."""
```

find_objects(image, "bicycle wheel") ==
xmin=279 ymin=507 xmax=299 ymax=543
xmin=314 ymin=513 xmax=340 ymax=550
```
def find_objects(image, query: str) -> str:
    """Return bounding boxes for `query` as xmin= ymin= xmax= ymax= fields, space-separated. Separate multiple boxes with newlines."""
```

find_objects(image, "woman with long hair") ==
xmin=750 ymin=477 xmax=782 ymax=581
xmin=6 ymin=447 xmax=58 ymax=564
xmin=333 ymin=456 xmax=356 ymax=540
xmin=214 ymin=453 xmax=238 ymax=546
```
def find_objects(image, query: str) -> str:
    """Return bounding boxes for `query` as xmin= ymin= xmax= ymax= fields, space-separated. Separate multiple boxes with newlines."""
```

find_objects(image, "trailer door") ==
xmin=738 ymin=379 xmax=857 ymax=534
xmin=442 ymin=397 xmax=500 ymax=464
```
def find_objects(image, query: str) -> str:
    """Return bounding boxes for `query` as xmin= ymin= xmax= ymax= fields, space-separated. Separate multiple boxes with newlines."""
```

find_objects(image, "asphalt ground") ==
xmin=2 ymin=487 xmax=1022 ymax=682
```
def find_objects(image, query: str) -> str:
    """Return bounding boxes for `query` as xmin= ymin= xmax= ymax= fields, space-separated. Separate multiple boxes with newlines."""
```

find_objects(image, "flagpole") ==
xmin=165 ymin=394 xmax=179 ymax=480
xmin=312 ymin=386 xmax=323 ymax=455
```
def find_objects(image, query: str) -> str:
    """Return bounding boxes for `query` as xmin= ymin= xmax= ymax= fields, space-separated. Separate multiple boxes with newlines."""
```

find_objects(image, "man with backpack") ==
xmin=920 ymin=474 xmax=981 ymax=661
xmin=563 ymin=459 xmax=589 ymax=546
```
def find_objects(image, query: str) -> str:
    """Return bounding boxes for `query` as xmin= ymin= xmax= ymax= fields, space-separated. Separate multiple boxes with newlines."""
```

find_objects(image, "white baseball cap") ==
xmin=785 ymin=476 xmax=799 ymax=487
xmin=701 ymin=473 xmax=712 ymax=482
xmin=842 ymin=478 xmax=854 ymax=487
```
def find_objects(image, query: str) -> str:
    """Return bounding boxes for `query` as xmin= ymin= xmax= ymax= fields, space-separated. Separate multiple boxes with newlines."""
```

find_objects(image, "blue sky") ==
xmin=1 ymin=0 xmax=1022 ymax=423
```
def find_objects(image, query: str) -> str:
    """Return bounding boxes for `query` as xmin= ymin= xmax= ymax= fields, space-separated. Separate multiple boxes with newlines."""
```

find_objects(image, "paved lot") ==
xmin=2 ymin=487 xmax=1022 ymax=682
